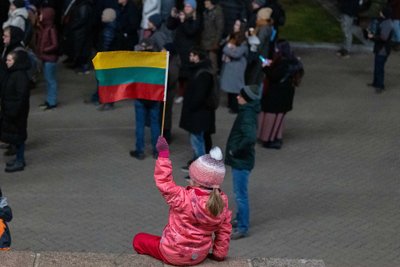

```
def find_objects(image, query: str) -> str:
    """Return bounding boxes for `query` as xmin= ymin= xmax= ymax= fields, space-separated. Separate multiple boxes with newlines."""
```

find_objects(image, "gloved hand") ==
xmin=156 ymin=136 xmax=169 ymax=158
xmin=207 ymin=253 xmax=224 ymax=262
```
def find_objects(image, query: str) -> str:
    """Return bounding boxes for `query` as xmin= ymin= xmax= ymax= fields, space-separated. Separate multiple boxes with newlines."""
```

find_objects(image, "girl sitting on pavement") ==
xmin=133 ymin=136 xmax=232 ymax=266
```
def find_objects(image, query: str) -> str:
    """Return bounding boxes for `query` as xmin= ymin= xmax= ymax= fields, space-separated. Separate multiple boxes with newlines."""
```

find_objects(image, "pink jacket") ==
xmin=154 ymin=158 xmax=232 ymax=266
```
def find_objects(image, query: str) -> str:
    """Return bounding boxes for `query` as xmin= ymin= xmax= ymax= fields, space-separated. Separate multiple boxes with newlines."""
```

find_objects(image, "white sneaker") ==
xmin=174 ymin=96 xmax=184 ymax=104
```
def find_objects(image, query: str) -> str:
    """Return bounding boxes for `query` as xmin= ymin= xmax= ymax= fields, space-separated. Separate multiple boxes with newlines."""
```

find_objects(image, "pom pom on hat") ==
xmin=189 ymin=147 xmax=226 ymax=188
xmin=184 ymin=0 xmax=197 ymax=9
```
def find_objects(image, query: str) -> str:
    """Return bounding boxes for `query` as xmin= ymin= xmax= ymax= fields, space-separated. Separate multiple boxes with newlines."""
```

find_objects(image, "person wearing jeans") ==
xmin=336 ymin=0 xmax=360 ymax=57
xmin=367 ymin=7 xmax=394 ymax=93
xmin=225 ymin=85 xmax=261 ymax=240
xmin=43 ymin=62 xmax=58 ymax=107
xmin=190 ymin=132 xmax=205 ymax=159
xmin=36 ymin=6 xmax=59 ymax=110
xmin=130 ymin=100 xmax=160 ymax=159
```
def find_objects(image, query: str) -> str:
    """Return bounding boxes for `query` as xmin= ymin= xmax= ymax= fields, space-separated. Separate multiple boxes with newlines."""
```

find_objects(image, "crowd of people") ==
xmin=0 ymin=0 xmax=398 ymax=264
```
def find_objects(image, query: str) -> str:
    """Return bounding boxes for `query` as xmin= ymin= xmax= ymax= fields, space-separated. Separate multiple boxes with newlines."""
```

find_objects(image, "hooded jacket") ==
xmin=36 ymin=7 xmax=58 ymax=62
xmin=2 ymin=7 xmax=28 ymax=32
xmin=154 ymin=157 xmax=232 ymax=266
xmin=0 ymin=197 xmax=12 ymax=250
xmin=0 ymin=50 xmax=31 ymax=145
xmin=225 ymin=99 xmax=260 ymax=170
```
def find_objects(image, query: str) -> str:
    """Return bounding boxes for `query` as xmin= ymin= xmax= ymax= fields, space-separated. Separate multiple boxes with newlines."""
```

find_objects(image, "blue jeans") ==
xmin=16 ymin=143 xmax=25 ymax=162
xmin=43 ymin=61 xmax=58 ymax=106
xmin=134 ymin=100 xmax=160 ymax=153
xmin=189 ymin=132 xmax=205 ymax=159
xmin=232 ymin=168 xmax=250 ymax=233
xmin=392 ymin=20 xmax=400 ymax=43
xmin=373 ymin=54 xmax=387 ymax=89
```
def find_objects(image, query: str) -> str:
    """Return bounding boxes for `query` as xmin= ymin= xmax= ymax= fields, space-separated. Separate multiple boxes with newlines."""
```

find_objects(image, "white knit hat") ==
xmin=189 ymin=147 xmax=226 ymax=189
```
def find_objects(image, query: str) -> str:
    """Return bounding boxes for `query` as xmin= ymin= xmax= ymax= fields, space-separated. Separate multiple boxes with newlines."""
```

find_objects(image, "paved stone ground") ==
xmin=1 ymin=48 xmax=399 ymax=267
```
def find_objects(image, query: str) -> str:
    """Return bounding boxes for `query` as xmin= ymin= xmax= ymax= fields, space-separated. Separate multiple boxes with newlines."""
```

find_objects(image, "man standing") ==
xmin=201 ymin=0 xmax=224 ymax=74
xmin=336 ymin=0 xmax=361 ymax=58
xmin=179 ymin=48 xmax=215 ymax=171
xmin=367 ymin=7 xmax=394 ymax=93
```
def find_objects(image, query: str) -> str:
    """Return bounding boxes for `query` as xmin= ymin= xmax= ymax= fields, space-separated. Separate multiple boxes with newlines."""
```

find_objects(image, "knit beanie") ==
xmin=189 ymin=147 xmax=226 ymax=189
xmin=184 ymin=0 xmax=197 ymax=9
xmin=253 ymin=0 xmax=266 ymax=7
xmin=101 ymin=8 xmax=117 ymax=23
xmin=240 ymin=85 xmax=261 ymax=102
xmin=11 ymin=0 xmax=25 ymax=8
xmin=148 ymin=13 xmax=162 ymax=29
xmin=257 ymin=7 xmax=272 ymax=21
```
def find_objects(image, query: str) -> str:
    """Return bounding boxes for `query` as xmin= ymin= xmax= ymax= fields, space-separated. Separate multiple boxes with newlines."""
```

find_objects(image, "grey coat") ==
xmin=220 ymin=42 xmax=248 ymax=94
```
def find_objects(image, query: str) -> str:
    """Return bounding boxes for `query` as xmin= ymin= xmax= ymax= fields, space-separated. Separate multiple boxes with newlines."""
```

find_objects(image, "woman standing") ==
xmin=220 ymin=30 xmax=248 ymax=114
xmin=0 ymin=50 xmax=31 ymax=172
xmin=258 ymin=40 xmax=302 ymax=149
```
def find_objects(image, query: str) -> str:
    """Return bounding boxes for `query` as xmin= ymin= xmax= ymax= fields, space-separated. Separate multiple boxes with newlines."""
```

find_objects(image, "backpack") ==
xmin=280 ymin=57 xmax=304 ymax=87
xmin=195 ymin=68 xmax=220 ymax=110
xmin=17 ymin=15 xmax=33 ymax=47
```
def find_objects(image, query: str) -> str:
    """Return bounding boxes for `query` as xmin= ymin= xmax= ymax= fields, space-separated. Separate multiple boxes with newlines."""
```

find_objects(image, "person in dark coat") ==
xmin=219 ymin=0 xmax=248 ymax=37
xmin=167 ymin=0 xmax=201 ymax=101
xmin=0 ymin=187 xmax=13 ymax=250
xmin=36 ymin=6 xmax=59 ymax=110
xmin=1 ymin=26 xmax=25 ymax=157
xmin=258 ymin=39 xmax=299 ymax=149
xmin=225 ymin=84 xmax=261 ymax=240
xmin=62 ymin=0 xmax=94 ymax=73
xmin=0 ymin=50 xmax=31 ymax=172
xmin=179 ymin=47 xmax=215 ymax=168
xmin=113 ymin=0 xmax=141 ymax=51
xmin=367 ymin=7 xmax=394 ymax=93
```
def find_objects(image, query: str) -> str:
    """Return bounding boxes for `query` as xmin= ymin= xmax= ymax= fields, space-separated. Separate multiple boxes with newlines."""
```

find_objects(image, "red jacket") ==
xmin=154 ymin=158 xmax=232 ymax=266
xmin=36 ymin=7 xmax=58 ymax=62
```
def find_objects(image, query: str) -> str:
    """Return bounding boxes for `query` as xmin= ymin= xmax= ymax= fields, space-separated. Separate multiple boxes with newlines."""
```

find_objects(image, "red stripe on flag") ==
xmin=98 ymin=83 xmax=165 ymax=103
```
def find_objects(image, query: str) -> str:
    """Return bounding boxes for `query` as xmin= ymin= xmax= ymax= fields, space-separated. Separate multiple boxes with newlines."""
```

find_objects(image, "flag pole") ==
xmin=161 ymin=51 xmax=170 ymax=137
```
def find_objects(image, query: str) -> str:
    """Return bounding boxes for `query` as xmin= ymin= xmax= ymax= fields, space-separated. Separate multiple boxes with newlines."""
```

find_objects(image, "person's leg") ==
xmin=208 ymin=50 xmax=219 ymax=74
xmin=232 ymin=168 xmax=250 ymax=234
xmin=270 ymin=113 xmax=285 ymax=141
xmin=204 ymin=132 xmax=212 ymax=154
xmin=15 ymin=143 xmax=25 ymax=163
xmin=189 ymin=132 xmax=205 ymax=159
xmin=373 ymin=54 xmax=387 ymax=90
xmin=134 ymin=100 xmax=146 ymax=154
xmin=340 ymin=14 xmax=354 ymax=53
xmin=149 ymin=102 xmax=161 ymax=154
xmin=44 ymin=62 xmax=58 ymax=106
xmin=133 ymin=233 xmax=169 ymax=264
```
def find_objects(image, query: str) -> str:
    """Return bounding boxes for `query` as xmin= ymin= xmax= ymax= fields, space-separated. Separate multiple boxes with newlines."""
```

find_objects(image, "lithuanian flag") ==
xmin=92 ymin=51 xmax=168 ymax=103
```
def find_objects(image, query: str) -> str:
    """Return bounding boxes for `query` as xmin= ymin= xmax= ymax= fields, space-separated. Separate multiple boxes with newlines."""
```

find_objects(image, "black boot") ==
xmin=5 ymin=160 xmax=25 ymax=173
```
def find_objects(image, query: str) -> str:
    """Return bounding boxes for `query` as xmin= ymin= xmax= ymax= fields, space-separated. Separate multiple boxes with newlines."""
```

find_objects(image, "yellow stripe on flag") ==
xmin=92 ymin=51 xmax=168 ymax=70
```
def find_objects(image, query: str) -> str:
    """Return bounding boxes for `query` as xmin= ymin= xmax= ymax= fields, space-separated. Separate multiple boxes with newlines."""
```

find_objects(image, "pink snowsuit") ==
xmin=154 ymin=157 xmax=232 ymax=265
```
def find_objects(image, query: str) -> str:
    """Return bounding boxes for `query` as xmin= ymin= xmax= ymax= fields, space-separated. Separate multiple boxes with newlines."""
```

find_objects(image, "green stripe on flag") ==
xmin=95 ymin=67 xmax=166 ymax=87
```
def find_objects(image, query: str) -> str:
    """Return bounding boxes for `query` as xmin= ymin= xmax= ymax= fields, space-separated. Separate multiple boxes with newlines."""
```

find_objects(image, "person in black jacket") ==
xmin=0 ymin=0 xmax=10 ymax=53
xmin=336 ymin=0 xmax=362 ymax=57
xmin=258 ymin=39 xmax=300 ymax=149
xmin=113 ymin=0 xmax=141 ymax=51
xmin=0 ymin=50 xmax=31 ymax=172
xmin=62 ymin=0 xmax=94 ymax=73
xmin=179 ymin=47 xmax=215 ymax=170
xmin=0 ymin=187 xmax=12 ymax=250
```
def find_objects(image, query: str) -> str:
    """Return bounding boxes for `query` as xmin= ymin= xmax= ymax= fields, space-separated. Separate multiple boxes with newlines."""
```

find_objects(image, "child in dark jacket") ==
xmin=36 ymin=6 xmax=59 ymax=110
xmin=0 ymin=188 xmax=13 ymax=250
xmin=225 ymin=84 xmax=261 ymax=240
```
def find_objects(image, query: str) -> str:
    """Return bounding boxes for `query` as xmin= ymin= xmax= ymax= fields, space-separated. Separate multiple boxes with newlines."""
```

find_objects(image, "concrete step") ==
xmin=0 ymin=251 xmax=325 ymax=267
